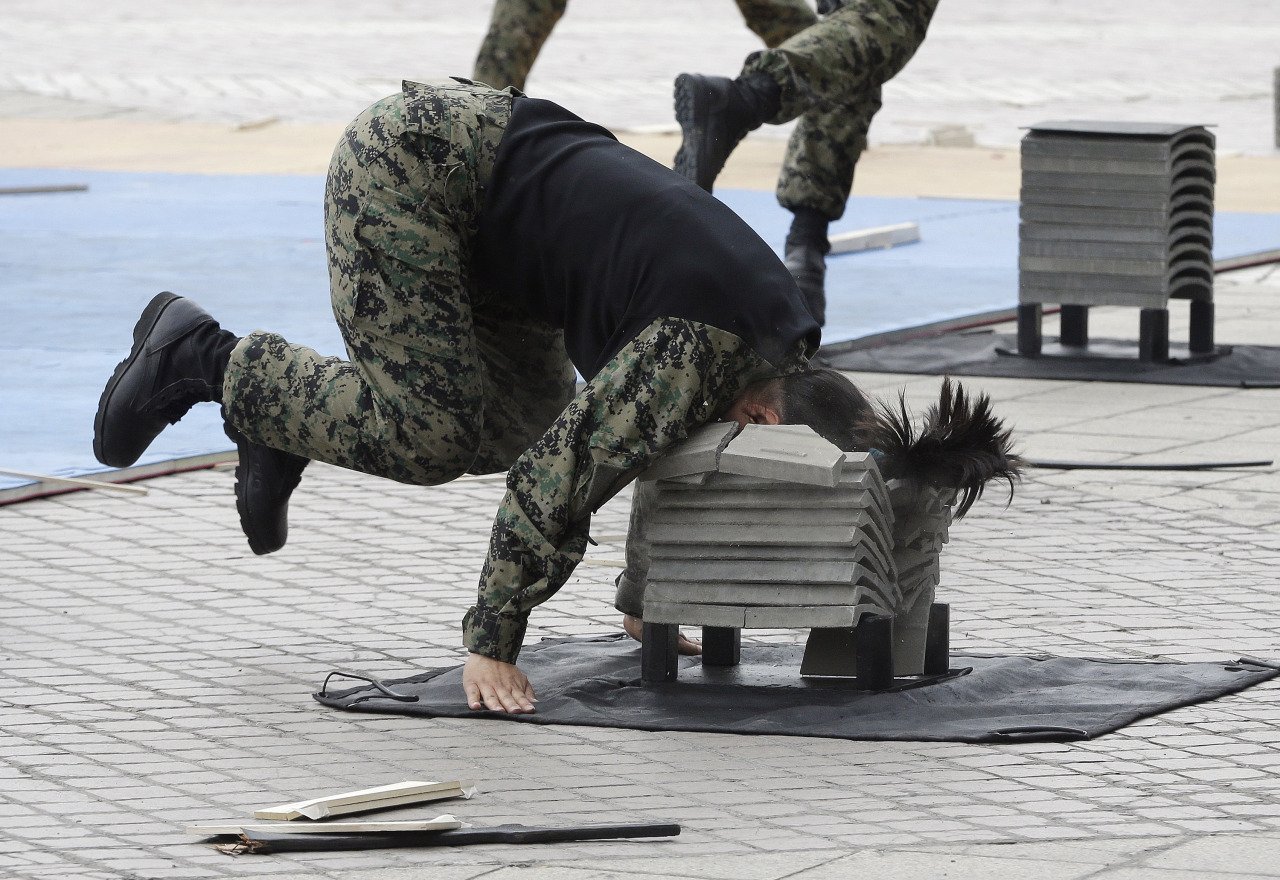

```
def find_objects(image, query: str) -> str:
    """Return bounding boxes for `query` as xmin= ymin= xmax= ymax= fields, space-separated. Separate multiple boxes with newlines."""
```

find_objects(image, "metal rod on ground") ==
xmin=1026 ymin=459 xmax=1272 ymax=472
xmin=0 ymin=468 xmax=149 ymax=495
xmin=235 ymin=822 xmax=682 ymax=853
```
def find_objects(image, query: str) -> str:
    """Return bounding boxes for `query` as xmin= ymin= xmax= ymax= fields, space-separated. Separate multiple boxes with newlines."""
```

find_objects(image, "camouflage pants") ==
xmin=472 ymin=0 xmax=568 ymax=92
xmin=744 ymin=0 xmax=938 ymax=219
xmin=471 ymin=0 xmax=932 ymax=220
xmin=223 ymin=81 xmax=575 ymax=484
xmin=223 ymin=80 xmax=778 ymax=663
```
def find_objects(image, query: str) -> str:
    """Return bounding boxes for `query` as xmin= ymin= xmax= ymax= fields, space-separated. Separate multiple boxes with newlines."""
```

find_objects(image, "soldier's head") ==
xmin=726 ymin=371 xmax=1021 ymax=517
xmin=724 ymin=367 xmax=875 ymax=451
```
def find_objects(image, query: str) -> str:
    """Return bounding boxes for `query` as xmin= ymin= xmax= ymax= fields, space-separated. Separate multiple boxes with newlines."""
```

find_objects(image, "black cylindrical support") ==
xmin=854 ymin=614 xmax=894 ymax=690
xmin=1016 ymin=303 xmax=1043 ymax=356
xmin=1059 ymin=304 xmax=1089 ymax=348
xmin=923 ymin=603 xmax=950 ymax=675
xmin=1189 ymin=300 xmax=1215 ymax=354
xmin=701 ymin=626 xmax=741 ymax=666
xmin=1139 ymin=308 xmax=1170 ymax=362
xmin=641 ymin=622 xmax=680 ymax=684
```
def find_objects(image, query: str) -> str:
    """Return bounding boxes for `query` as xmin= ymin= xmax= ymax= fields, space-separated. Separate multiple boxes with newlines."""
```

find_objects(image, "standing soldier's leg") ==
xmin=776 ymin=90 xmax=880 ymax=324
xmin=675 ymin=0 xmax=935 ymax=191
xmin=741 ymin=0 xmax=935 ymax=121
xmin=733 ymin=0 xmax=816 ymax=49
xmin=472 ymin=0 xmax=570 ymax=90
xmin=674 ymin=0 xmax=936 ymax=322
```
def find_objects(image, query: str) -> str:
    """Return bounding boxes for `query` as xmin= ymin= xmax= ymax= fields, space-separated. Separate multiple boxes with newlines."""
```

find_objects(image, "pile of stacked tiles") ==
xmin=639 ymin=422 xmax=901 ymax=632
xmin=886 ymin=481 xmax=954 ymax=673
xmin=1017 ymin=120 xmax=1216 ymax=360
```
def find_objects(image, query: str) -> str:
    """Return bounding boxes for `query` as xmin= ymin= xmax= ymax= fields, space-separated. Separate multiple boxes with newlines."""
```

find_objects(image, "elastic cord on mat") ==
xmin=320 ymin=670 xmax=419 ymax=702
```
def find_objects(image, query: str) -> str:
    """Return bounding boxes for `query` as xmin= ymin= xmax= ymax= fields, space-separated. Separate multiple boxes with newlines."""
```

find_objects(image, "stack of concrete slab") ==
xmin=1019 ymin=120 xmax=1215 ymax=312
xmin=640 ymin=423 xmax=901 ymax=631
xmin=886 ymin=481 xmax=954 ymax=674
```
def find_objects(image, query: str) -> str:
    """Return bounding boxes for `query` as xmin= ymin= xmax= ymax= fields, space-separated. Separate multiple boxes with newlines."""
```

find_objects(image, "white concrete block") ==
xmin=718 ymin=424 xmax=846 ymax=487
xmin=743 ymin=605 xmax=864 ymax=628
xmin=639 ymin=421 xmax=739 ymax=482
xmin=643 ymin=601 xmax=746 ymax=627
xmin=829 ymin=221 xmax=921 ymax=255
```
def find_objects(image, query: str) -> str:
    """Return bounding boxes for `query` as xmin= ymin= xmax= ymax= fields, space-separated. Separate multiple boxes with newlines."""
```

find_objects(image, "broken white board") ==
xmin=188 ymin=815 xmax=463 ymax=836
xmin=254 ymin=780 xmax=474 ymax=821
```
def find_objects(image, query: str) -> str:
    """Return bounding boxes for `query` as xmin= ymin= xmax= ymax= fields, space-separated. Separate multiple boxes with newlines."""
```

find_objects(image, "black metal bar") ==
xmin=1026 ymin=459 xmax=1271 ymax=472
xmin=641 ymin=622 xmax=679 ymax=684
xmin=701 ymin=627 xmax=741 ymax=666
xmin=1189 ymin=300 xmax=1215 ymax=354
xmin=923 ymin=603 xmax=950 ymax=676
xmin=854 ymin=614 xmax=894 ymax=691
xmin=1139 ymin=307 xmax=1170 ymax=362
xmin=1058 ymin=304 xmax=1089 ymax=347
xmin=1016 ymin=303 xmax=1043 ymax=356
xmin=238 ymin=822 xmax=682 ymax=853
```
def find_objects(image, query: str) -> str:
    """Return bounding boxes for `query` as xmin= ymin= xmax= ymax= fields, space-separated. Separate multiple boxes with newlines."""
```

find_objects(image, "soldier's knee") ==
xmin=384 ymin=408 xmax=484 ymax=485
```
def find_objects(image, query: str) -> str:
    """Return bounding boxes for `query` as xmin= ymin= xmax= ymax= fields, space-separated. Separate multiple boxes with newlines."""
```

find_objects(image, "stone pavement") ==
xmin=3 ymin=266 xmax=1280 ymax=879
xmin=3 ymin=2 xmax=1280 ymax=878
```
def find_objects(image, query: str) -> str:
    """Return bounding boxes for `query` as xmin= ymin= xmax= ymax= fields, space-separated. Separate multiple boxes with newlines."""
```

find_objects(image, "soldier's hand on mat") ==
xmin=621 ymin=614 xmax=703 ymax=656
xmin=463 ymin=653 xmax=538 ymax=713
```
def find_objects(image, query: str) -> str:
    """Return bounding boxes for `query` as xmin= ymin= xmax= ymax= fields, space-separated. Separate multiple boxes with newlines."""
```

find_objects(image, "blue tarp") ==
xmin=2 ymin=167 xmax=1277 ymax=489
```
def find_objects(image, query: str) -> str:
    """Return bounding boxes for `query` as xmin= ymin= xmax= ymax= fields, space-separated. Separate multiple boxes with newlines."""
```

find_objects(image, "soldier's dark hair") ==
xmin=773 ymin=367 xmax=876 ymax=451
xmin=774 ymin=370 xmax=1022 ymax=518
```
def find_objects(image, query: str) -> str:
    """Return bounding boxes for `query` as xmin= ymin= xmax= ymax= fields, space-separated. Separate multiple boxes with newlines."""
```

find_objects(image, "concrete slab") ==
xmin=639 ymin=422 xmax=738 ymax=482
xmin=718 ymin=424 xmax=847 ymax=488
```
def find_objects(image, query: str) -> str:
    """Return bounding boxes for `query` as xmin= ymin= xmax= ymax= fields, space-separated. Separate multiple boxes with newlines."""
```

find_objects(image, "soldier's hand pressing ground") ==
xmin=463 ymin=653 xmax=537 ymax=713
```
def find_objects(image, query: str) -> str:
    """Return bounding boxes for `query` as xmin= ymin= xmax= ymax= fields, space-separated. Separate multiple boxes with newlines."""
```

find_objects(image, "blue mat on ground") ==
xmin=315 ymin=634 xmax=1280 ymax=743
xmin=2 ymin=167 xmax=1278 ymax=490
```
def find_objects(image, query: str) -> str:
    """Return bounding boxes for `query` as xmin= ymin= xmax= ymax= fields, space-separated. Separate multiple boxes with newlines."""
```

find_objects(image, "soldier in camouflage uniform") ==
xmin=95 ymin=78 xmax=886 ymax=713
xmin=675 ymin=0 xmax=940 ymax=325
xmin=472 ymin=0 xmax=568 ymax=92
xmin=472 ymin=0 xmax=819 ymax=91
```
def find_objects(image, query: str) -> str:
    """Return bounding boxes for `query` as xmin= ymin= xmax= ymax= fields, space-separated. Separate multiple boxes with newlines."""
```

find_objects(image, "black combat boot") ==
xmin=94 ymin=292 xmax=237 ymax=468
xmin=95 ymin=291 xmax=310 ymax=556
xmin=223 ymin=421 xmax=309 ymax=556
xmin=673 ymin=72 xmax=782 ymax=193
xmin=784 ymin=208 xmax=831 ymax=327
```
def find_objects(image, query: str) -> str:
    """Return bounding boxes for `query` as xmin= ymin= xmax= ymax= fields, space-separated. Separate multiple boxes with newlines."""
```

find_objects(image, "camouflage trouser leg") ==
xmin=742 ymin=0 xmax=937 ymax=219
xmin=733 ymin=0 xmax=817 ymax=48
xmin=465 ymin=318 xmax=776 ymax=661
xmin=776 ymin=90 xmax=881 ymax=219
xmin=223 ymin=82 xmax=574 ymax=484
xmin=613 ymin=478 xmax=657 ymax=617
xmin=472 ymin=0 xmax=569 ymax=90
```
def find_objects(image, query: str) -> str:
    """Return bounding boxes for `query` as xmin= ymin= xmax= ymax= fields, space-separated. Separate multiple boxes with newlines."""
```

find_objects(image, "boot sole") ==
xmin=225 ymin=425 xmax=280 ymax=556
xmin=672 ymin=74 xmax=713 ymax=192
xmin=93 ymin=291 xmax=182 ymax=468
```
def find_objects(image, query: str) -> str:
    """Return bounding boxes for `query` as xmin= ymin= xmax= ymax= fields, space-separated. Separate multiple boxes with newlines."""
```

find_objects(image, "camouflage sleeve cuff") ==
xmin=462 ymin=604 xmax=529 ymax=665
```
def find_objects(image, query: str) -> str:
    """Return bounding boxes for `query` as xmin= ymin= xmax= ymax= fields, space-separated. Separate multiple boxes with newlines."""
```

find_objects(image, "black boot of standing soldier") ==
xmin=94 ymin=292 xmax=308 ymax=555
xmin=784 ymin=207 xmax=831 ymax=327
xmin=672 ymin=72 xmax=781 ymax=193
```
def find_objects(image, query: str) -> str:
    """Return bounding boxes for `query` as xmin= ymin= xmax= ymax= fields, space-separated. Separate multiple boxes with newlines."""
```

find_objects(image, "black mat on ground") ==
xmin=314 ymin=635 xmax=1278 ymax=743
xmin=820 ymin=332 xmax=1280 ymax=387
